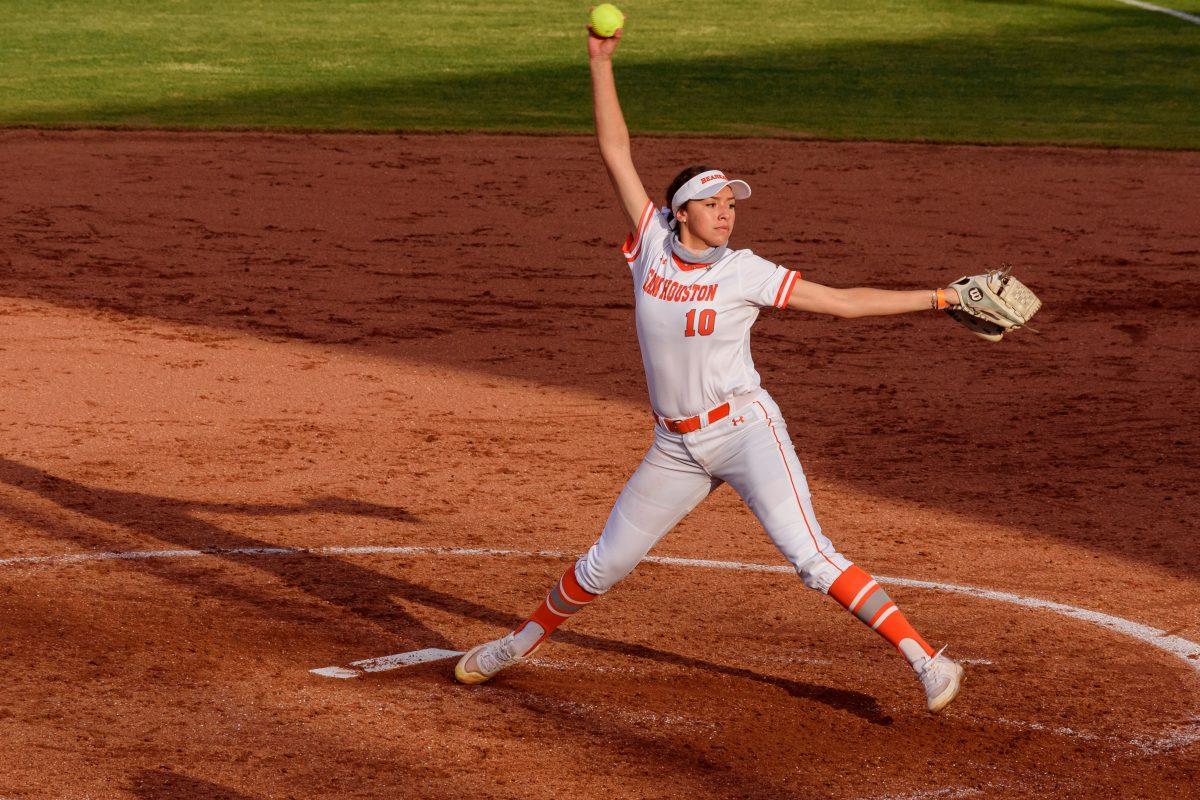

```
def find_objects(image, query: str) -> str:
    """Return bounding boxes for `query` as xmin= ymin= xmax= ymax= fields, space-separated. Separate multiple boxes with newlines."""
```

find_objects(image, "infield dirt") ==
xmin=0 ymin=130 xmax=1198 ymax=798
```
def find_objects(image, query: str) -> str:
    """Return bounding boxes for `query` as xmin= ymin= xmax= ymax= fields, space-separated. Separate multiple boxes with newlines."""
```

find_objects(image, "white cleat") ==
xmin=454 ymin=633 xmax=536 ymax=685
xmin=918 ymin=647 xmax=965 ymax=713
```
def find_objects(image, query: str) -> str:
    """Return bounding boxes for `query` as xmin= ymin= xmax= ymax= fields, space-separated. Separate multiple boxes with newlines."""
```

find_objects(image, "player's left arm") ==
xmin=786 ymin=279 xmax=961 ymax=318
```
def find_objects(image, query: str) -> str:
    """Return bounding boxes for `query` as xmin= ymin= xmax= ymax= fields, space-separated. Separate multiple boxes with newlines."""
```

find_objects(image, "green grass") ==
xmin=1 ymin=0 xmax=1198 ymax=147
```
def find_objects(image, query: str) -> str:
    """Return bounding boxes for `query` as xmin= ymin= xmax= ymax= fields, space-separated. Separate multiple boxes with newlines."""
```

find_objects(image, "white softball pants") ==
xmin=575 ymin=391 xmax=852 ymax=597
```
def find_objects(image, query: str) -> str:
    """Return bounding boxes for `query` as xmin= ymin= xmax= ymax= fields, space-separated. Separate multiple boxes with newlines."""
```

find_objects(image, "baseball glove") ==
xmin=945 ymin=265 xmax=1041 ymax=342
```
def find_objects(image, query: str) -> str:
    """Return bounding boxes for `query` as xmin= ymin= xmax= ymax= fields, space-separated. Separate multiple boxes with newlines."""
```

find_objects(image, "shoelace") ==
xmin=477 ymin=637 xmax=521 ymax=675
xmin=919 ymin=646 xmax=950 ymax=689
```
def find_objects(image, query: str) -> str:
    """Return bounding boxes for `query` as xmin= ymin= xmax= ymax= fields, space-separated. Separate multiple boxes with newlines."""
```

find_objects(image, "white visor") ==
xmin=670 ymin=169 xmax=752 ymax=214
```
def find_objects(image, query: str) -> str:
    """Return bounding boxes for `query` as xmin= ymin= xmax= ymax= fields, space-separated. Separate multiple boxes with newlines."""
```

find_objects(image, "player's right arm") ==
xmin=589 ymin=27 xmax=652 ymax=233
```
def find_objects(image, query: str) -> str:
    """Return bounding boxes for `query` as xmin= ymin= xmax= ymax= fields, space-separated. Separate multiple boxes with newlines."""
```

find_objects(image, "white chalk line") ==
xmin=987 ymin=714 xmax=1200 ymax=755
xmin=6 ymin=543 xmax=1197 ymax=758
xmin=3 ymin=543 xmax=1198 ymax=672
xmin=1112 ymin=0 xmax=1200 ymax=25
xmin=860 ymin=788 xmax=986 ymax=800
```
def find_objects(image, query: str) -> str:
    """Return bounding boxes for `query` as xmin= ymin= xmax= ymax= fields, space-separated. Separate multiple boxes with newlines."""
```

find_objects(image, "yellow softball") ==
xmin=589 ymin=3 xmax=625 ymax=38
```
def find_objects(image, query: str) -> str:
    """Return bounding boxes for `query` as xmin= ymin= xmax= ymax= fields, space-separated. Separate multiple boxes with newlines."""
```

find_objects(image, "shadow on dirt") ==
xmin=128 ymin=769 xmax=257 ymax=800
xmin=0 ymin=457 xmax=892 ymax=726
xmin=2 ymin=129 xmax=1197 ymax=578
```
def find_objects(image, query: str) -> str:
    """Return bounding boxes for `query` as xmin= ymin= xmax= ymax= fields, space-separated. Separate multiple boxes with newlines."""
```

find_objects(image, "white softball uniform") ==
xmin=574 ymin=200 xmax=852 ymax=597
xmin=623 ymin=200 xmax=801 ymax=421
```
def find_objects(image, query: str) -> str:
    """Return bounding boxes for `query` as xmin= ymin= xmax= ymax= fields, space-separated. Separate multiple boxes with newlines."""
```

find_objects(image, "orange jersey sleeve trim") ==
xmin=773 ymin=269 xmax=802 ymax=309
xmin=622 ymin=230 xmax=637 ymax=260
xmin=621 ymin=199 xmax=657 ymax=262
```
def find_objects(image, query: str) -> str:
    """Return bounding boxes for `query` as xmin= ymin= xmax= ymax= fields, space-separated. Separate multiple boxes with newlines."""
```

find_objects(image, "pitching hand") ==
xmin=587 ymin=24 xmax=623 ymax=60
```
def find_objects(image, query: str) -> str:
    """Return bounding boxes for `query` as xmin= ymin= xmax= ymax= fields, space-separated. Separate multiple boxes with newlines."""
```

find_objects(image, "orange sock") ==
xmin=829 ymin=564 xmax=934 ymax=670
xmin=511 ymin=565 xmax=598 ymax=656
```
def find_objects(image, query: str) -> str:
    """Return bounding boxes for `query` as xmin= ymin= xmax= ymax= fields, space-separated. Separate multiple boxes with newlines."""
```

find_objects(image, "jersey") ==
xmin=621 ymin=199 xmax=801 ymax=420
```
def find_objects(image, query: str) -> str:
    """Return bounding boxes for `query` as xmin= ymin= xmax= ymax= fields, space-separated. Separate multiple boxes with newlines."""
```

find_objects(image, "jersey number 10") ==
xmin=684 ymin=308 xmax=716 ymax=337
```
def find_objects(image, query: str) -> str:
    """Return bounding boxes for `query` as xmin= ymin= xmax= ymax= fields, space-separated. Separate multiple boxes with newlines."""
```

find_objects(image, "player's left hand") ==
xmin=944 ymin=265 xmax=1042 ymax=342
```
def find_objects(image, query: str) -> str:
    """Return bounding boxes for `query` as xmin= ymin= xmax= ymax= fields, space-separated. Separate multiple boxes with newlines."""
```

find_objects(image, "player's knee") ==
xmin=796 ymin=550 xmax=852 ymax=594
xmin=575 ymin=501 xmax=663 ymax=594
xmin=574 ymin=547 xmax=637 ymax=595
xmin=573 ymin=554 xmax=608 ymax=595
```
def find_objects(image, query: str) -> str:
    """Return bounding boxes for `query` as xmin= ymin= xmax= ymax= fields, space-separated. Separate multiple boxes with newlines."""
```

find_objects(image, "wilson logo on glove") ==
xmin=946 ymin=265 xmax=1042 ymax=343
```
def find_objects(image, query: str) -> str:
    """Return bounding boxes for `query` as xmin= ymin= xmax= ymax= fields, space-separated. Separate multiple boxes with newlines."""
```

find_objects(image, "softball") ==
xmin=589 ymin=3 xmax=625 ymax=38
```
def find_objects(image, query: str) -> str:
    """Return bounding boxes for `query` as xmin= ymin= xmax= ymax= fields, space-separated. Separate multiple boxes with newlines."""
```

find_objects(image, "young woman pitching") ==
xmin=454 ymin=22 xmax=966 ymax=713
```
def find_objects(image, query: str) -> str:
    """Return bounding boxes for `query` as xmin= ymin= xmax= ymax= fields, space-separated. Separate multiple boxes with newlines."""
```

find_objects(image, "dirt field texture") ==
xmin=1 ymin=130 xmax=1198 ymax=799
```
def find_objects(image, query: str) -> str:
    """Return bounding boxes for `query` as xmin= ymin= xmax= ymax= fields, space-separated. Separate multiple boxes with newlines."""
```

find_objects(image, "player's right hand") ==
xmin=587 ymin=24 xmax=623 ymax=60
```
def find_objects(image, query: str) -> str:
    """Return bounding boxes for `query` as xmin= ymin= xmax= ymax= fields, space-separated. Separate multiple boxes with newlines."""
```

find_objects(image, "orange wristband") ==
xmin=934 ymin=288 xmax=948 ymax=310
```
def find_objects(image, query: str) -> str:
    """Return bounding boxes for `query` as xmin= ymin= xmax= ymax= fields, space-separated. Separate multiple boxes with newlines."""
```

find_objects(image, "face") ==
xmin=676 ymin=186 xmax=736 ymax=249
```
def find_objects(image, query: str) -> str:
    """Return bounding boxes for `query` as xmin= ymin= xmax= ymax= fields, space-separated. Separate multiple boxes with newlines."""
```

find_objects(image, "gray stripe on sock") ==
xmin=855 ymin=588 xmax=893 ymax=624
xmin=548 ymin=584 xmax=584 ymax=615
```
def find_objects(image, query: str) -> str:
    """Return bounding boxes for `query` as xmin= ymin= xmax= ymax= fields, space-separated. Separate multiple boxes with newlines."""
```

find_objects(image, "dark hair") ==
xmin=665 ymin=165 xmax=714 ymax=210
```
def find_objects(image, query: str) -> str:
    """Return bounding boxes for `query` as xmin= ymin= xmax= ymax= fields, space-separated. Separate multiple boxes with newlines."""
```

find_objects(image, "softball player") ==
xmin=455 ymin=25 xmax=966 ymax=713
